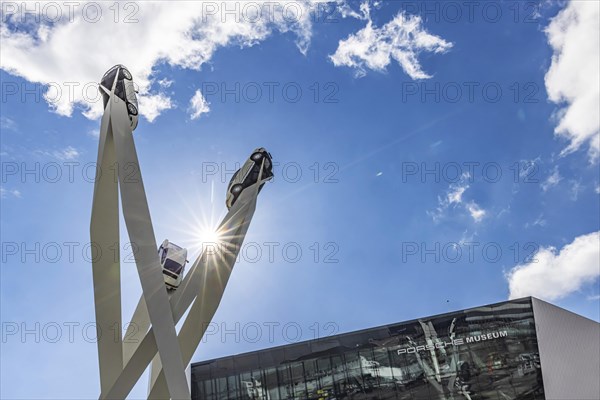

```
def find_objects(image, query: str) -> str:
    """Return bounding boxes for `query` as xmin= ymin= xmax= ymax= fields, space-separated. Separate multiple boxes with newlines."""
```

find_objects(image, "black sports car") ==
xmin=226 ymin=148 xmax=273 ymax=209
xmin=99 ymin=64 xmax=139 ymax=130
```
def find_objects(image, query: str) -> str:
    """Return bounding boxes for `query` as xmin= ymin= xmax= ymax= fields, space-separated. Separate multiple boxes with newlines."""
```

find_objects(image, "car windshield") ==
xmin=228 ymin=170 xmax=241 ymax=187
xmin=164 ymin=258 xmax=183 ymax=274
xmin=114 ymin=79 xmax=126 ymax=102
xmin=101 ymin=67 xmax=118 ymax=89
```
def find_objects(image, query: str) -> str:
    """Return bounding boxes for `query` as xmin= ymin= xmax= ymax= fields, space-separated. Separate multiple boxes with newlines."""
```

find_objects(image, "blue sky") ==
xmin=1 ymin=1 xmax=599 ymax=398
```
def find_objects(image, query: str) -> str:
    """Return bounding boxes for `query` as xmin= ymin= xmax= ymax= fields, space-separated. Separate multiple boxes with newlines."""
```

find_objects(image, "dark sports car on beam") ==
xmin=99 ymin=64 xmax=139 ymax=130
xmin=226 ymin=148 xmax=273 ymax=210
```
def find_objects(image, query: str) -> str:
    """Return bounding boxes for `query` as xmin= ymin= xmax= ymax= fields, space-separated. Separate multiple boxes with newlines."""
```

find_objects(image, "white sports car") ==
xmin=226 ymin=148 xmax=273 ymax=210
xmin=158 ymin=239 xmax=188 ymax=290
xmin=99 ymin=64 xmax=139 ymax=130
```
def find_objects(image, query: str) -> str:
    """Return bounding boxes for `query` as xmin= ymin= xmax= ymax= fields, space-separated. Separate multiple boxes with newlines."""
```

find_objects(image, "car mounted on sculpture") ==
xmin=158 ymin=239 xmax=188 ymax=290
xmin=99 ymin=64 xmax=139 ymax=130
xmin=226 ymin=147 xmax=274 ymax=210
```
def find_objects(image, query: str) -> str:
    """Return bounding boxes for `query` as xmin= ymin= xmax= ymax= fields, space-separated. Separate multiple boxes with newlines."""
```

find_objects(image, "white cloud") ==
xmin=0 ymin=116 xmax=17 ymax=131
xmin=427 ymin=179 xmax=468 ymax=222
xmin=466 ymin=201 xmax=486 ymax=222
xmin=136 ymin=93 xmax=173 ymax=123
xmin=87 ymin=129 xmax=99 ymax=138
xmin=447 ymin=184 xmax=467 ymax=205
xmin=507 ymin=231 xmax=600 ymax=301
xmin=517 ymin=157 xmax=541 ymax=180
xmin=330 ymin=2 xmax=452 ymax=79
xmin=569 ymin=179 xmax=582 ymax=201
xmin=189 ymin=90 xmax=211 ymax=120
xmin=541 ymin=166 xmax=561 ymax=192
xmin=38 ymin=146 xmax=80 ymax=161
xmin=0 ymin=1 xmax=329 ymax=123
xmin=544 ymin=1 xmax=600 ymax=162
xmin=0 ymin=187 xmax=22 ymax=199
xmin=56 ymin=146 xmax=80 ymax=160
xmin=158 ymin=78 xmax=173 ymax=89
xmin=428 ymin=173 xmax=486 ymax=223
xmin=459 ymin=229 xmax=477 ymax=245
xmin=525 ymin=214 xmax=547 ymax=229
xmin=338 ymin=1 xmax=370 ymax=20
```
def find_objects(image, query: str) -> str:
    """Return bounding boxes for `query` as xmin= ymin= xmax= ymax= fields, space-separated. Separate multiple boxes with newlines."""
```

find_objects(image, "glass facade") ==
xmin=192 ymin=298 xmax=544 ymax=400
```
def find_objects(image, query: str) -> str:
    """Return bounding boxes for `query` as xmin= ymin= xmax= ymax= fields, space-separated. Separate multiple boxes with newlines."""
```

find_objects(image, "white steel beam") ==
xmin=90 ymin=101 xmax=123 ymax=395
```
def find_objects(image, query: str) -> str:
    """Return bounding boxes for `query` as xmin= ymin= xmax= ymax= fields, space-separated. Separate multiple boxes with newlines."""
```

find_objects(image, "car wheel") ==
xmin=231 ymin=184 xmax=243 ymax=194
xmin=121 ymin=68 xmax=132 ymax=80
xmin=127 ymin=103 xmax=138 ymax=115
xmin=251 ymin=152 xmax=263 ymax=162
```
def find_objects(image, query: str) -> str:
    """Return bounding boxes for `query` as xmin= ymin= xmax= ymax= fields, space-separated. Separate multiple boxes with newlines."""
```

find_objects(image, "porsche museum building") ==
xmin=191 ymin=297 xmax=599 ymax=400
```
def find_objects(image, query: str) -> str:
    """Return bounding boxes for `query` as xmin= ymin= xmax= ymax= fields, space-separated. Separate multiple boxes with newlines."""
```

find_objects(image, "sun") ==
xmin=162 ymin=181 xmax=230 ymax=258
xmin=199 ymin=227 xmax=222 ymax=247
